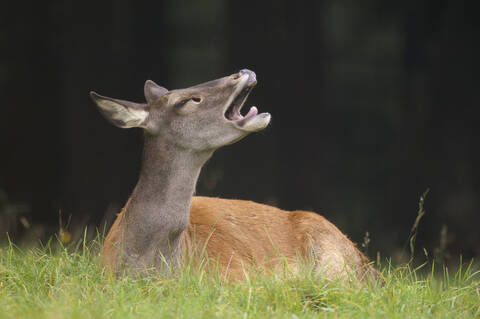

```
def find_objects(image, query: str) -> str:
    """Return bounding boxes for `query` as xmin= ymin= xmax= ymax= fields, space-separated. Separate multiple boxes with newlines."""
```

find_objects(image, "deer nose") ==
xmin=239 ymin=69 xmax=257 ymax=85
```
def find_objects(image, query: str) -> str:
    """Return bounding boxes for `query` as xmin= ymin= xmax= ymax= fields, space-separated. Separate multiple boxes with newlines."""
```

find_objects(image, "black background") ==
xmin=1 ymin=0 xmax=479 ymax=263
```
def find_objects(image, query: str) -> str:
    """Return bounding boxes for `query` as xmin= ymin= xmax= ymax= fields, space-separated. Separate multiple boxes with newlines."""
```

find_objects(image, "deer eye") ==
xmin=175 ymin=97 xmax=202 ymax=108
xmin=174 ymin=99 xmax=190 ymax=108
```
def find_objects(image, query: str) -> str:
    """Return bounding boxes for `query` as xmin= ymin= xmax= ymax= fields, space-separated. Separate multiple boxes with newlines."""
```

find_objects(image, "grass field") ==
xmin=0 ymin=238 xmax=479 ymax=319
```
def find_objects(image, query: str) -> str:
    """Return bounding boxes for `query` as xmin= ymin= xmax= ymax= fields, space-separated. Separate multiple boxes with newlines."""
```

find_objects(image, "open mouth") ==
xmin=223 ymin=70 xmax=271 ymax=132
xmin=224 ymin=84 xmax=257 ymax=125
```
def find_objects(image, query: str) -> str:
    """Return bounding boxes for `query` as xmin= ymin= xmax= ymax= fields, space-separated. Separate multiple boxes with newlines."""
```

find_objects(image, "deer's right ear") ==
xmin=90 ymin=92 xmax=149 ymax=129
xmin=144 ymin=80 xmax=168 ymax=104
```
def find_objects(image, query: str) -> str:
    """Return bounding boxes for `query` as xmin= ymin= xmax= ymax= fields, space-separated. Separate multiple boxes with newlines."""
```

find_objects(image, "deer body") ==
xmin=103 ymin=197 xmax=371 ymax=279
xmin=91 ymin=70 xmax=377 ymax=280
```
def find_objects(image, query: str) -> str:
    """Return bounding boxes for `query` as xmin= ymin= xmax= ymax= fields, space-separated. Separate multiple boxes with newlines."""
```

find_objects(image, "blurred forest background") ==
xmin=1 ymin=0 xmax=479 ymax=264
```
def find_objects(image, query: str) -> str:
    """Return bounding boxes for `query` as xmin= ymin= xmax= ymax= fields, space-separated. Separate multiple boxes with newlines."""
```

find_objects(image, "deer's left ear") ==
xmin=144 ymin=80 xmax=168 ymax=104
xmin=90 ymin=92 xmax=149 ymax=129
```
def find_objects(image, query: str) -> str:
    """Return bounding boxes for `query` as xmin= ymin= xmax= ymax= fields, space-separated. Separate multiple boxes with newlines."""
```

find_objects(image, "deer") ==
xmin=90 ymin=69 xmax=379 ymax=281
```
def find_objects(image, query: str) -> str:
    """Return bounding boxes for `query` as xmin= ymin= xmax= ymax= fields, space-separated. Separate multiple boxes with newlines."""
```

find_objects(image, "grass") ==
xmin=0 ymin=239 xmax=479 ymax=319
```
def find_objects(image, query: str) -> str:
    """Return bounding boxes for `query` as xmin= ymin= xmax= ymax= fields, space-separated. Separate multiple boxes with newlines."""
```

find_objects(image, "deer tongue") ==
xmin=243 ymin=106 xmax=258 ymax=120
xmin=237 ymin=106 xmax=271 ymax=132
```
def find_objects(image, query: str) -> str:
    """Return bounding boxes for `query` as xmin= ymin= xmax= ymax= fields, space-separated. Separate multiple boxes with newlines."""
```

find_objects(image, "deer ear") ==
xmin=144 ymin=80 xmax=168 ymax=104
xmin=90 ymin=91 xmax=149 ymax=129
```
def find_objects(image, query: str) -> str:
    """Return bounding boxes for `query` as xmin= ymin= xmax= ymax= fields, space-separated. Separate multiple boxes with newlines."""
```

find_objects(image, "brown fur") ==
xmin=103 ymin=196 xmax=376 ymax=280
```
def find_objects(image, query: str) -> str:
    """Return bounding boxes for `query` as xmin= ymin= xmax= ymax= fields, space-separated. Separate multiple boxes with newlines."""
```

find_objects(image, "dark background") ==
xmin=1 ymin=0 xmax=479 ymax=263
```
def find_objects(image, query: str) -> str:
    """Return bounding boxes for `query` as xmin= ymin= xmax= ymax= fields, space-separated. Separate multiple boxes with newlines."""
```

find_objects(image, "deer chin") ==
xmin=234 ymin=109 xmax=271 ymax=132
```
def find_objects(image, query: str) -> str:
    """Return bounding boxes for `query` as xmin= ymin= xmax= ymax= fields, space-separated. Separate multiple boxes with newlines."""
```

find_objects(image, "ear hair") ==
xmin=144 ymin=80 xmax=168 ymax=104
xmin=90 ymin=91 xmax=149 ymax=129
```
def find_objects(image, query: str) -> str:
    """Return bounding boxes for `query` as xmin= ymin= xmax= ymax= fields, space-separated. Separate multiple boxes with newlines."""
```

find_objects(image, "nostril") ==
xmin=239 ymin=69 xmax=252 ymax=76
xmin=192 ymin=97 xmax=202 ymax=103
xmin=233 ymin=69 xmax=256 ymax=82
xmin=239 ymin=69 xmax=256 ymax=84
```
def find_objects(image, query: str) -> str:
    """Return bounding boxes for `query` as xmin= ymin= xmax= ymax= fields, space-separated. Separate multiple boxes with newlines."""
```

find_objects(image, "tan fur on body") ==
xmin=103 ymin=196 xmax=374 ymax=280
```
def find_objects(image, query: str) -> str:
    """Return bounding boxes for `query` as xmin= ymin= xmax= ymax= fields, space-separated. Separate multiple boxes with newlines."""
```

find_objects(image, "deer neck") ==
xmin=122 ymin=133 xmax=212 ymax=267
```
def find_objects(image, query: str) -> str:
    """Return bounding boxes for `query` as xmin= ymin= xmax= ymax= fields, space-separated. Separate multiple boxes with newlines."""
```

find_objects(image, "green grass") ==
xmin=0 ymin=240 xmax=479 ymax=319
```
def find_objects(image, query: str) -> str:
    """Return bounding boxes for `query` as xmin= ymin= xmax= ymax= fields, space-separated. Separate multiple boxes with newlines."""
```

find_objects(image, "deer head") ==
xmin=90 ymin=69 xmax=271 ymax=151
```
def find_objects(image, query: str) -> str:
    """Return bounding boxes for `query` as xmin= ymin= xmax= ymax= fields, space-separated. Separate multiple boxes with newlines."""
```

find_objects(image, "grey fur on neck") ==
xmin=121 ymin=132 xmax=213 ymax=272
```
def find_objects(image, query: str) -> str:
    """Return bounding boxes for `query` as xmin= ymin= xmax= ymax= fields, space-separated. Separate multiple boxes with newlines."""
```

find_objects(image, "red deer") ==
xmin=90 ymin=69 xmax=379 ymax=281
